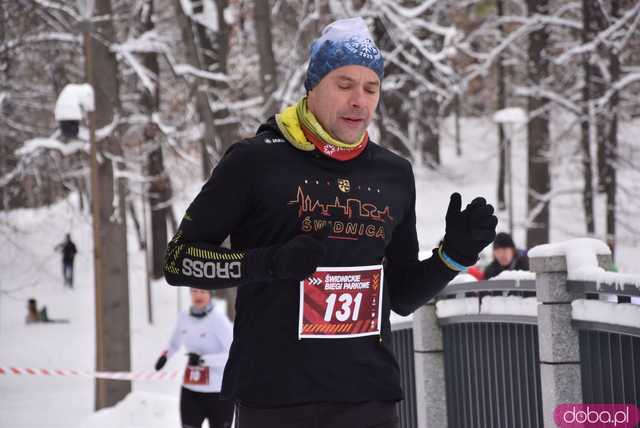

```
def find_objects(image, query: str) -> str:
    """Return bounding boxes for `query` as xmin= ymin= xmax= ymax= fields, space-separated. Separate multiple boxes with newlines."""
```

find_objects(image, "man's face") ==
xmin=307 ymin=65 xmax=380 ymax=144
xmin=494 ymin=247 xmax=515 ymax=267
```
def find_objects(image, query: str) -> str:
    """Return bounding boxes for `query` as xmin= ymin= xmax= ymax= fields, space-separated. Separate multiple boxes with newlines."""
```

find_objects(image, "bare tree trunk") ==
xmin=580 ymin=0 xmax=596 ymax=234
xmin=496 ymin=0 xmax=507 ymax=211
xmin=167 ymin=206 xmax=178 ymax=235
xmin=217 ymin=236 xmax=237 ymax=321
xmin=214 ymin=0 xmax=238 ymax=153
xmin=421 ymin=90 xmax=440 ymax=165
xmin=148 ymin=136 xmax=170 ymax=278
xmin=0 ymin=0 xmax=7 ymax=211
xmin=0 ymin=152 xmax=5 ymax=211
xmin=352 ymin=0 xmax=367 ymax=10
xmin=378 ymin=93 xmax=412 ymax=159
xmin=51 ymin=59 xmax=70 ymax=97
xmin=582 ymin=1 xmax=609 ymax=192
xmin=0 ymin=144 xmax=6 ymax=210
xmin=127 ymin=200 xmax=145 ymax=250
xmin=173 ymin=0 xmax=218 ymax=179
xmin=315 ymin=0 xmax=332 ymax=32
xmin=419 ymin=6 xmax=444 ymax=167
xmin=525 ymin=0 xmax=551 ymax=247
xmin=82 ymin=176 xmax=91 ymax=212
xmin=606 ymin=0 xmax=620 ymax=255
xmin=0 ymin=0 xmax=5 ymax=77
xmin=454 ymin=94 xmax=461 ymax=157
xmin=196 ymin=0 xmax=238 ymax=154
xmin=254 ymin=0 xmax=278 ymax=118
xmin=76 ymin=174 xmax=85 ymax=212
xmin=91 ymin=0 xmax=131 ymax=410
xmin=370 ymin=14 xmax=412 ymax=160
xmin=138 ymin=0 xmax=169 ymax=279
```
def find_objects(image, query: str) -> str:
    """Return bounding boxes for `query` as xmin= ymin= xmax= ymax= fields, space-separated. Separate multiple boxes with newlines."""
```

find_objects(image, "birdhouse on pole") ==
xmin=54 ymin=83 xmax=95 ymax=139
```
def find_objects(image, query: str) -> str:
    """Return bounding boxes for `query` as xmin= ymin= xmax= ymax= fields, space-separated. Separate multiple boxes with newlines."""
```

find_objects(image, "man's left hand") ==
xmin=442 ymin=193 xmax=498 ymax=267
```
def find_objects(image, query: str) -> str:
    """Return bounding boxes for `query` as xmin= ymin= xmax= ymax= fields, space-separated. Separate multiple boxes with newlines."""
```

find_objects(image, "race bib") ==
xmin=183 ymin=366 xmax=209 ymax=385
xmin=298 ymin=265 xmax=383 ymax=339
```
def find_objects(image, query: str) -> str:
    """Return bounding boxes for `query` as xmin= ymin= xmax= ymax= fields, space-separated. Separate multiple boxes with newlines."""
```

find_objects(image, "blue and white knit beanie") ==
xmin=304 ymin=17 xmax=384 ymax=91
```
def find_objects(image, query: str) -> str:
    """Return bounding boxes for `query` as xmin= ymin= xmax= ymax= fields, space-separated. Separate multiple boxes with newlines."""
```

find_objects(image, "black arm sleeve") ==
xmin=386 ymin=166 xmax=458 ymax=316
xmin=163 ymin=143 xmax=274 ymax=289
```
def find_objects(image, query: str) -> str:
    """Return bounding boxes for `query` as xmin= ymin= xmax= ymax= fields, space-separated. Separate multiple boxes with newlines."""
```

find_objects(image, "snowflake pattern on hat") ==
xmin=344 ymin=36 xmax=380 ymax=60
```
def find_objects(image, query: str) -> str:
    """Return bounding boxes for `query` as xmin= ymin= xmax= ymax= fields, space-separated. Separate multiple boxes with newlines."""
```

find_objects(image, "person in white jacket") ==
xmin=155 ymin=288 xmax=234 ymax=428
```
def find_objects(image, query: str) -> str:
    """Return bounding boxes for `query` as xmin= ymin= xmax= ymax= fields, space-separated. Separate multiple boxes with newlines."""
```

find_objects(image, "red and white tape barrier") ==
xmin=0 ymin=367 xmax=180 ymax=381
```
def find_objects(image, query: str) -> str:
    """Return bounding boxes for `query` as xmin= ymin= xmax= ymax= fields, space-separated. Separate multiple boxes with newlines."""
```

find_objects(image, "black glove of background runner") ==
xmin=187 ymin=353 xmax=202 ymax=366
xmin=441 ymin=193 xmax=498 ymax=267
xmin=154 ymin=354 xmax=167 ymax=371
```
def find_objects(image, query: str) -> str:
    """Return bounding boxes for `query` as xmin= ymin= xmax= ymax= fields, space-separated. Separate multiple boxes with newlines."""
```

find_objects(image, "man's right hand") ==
xmin=187 ymin=353 xmax=202 ymax=367
xmin=270 ymin=228 xmax=329 ymax=281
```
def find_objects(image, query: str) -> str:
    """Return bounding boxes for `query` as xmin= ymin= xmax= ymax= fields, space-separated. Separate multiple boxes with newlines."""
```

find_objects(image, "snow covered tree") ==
xmin=0 ymin=1 xmax=84 ymax=209
xmin=352 ymin=1 xmax=462 ymax=165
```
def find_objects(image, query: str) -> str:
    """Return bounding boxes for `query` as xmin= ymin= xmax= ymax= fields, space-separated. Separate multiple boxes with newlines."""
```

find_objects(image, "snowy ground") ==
xmin=0 ymin=192 xmax=195 ymax=427
xmin=1 ymin=116 xmax=638 ymax=427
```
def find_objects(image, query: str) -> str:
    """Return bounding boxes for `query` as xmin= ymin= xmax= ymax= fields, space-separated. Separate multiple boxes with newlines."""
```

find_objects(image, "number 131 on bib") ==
xmin=298 ymin=265 xmax=383 ymax=339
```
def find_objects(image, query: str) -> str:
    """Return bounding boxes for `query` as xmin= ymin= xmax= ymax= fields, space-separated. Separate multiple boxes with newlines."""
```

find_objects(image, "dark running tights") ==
xmin=180 ymin=387 xmax=234 ymax=428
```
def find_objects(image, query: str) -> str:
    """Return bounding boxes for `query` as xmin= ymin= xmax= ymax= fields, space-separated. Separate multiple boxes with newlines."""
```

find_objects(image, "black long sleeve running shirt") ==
xmin=164 ymin=118 xmax=458 ymax=405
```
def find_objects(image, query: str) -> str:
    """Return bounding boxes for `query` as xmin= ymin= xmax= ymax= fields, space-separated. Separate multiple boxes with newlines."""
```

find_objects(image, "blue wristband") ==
xmin=438 ymin=246 xmax=468 ymax=272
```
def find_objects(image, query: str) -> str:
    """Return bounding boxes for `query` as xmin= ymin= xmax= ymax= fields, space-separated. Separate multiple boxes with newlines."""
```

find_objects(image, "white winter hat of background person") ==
xmin=304 ymin=17 xmax=384 ymax=91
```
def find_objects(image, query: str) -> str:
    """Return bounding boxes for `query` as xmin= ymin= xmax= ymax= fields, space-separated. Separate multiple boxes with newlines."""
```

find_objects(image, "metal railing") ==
xmin=568 ymin=279 xmax=640 ymax=407
xmin=578 ymin=328 xmax=640 ymax=405
xmin=438 ymin=280 xmax=542 ymax=428
xmin=410 ymin=247 xmax=640 ymax=427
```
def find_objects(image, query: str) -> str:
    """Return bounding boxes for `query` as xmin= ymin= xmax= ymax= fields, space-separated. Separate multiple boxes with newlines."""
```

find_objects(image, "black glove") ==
xmin=245 ymin=227 xmax=328 ymax=282
xmin=187 ymin=353 xmax=202 ymax=366
xmin=154 ymin=354 xmax=167 ymax=371
xmin=269 ymin=227 xmax=329 ymax=280
xmin=442 ymin=193 xmax=498 ymax=267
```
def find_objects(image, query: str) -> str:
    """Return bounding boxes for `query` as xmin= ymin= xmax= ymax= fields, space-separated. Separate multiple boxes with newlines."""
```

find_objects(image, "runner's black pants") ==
xmin=180 ymin=387 xmax=234 ymax=428
xmin=62 ymin=260 xmax=74 ymax=287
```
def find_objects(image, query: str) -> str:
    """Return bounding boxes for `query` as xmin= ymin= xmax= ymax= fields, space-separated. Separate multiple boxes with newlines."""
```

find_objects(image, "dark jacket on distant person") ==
xmin=484 ymin=249 xmax=529 ymax=280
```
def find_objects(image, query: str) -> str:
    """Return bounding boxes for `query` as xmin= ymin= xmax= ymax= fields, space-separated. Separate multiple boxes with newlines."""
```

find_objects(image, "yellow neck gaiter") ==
xmin=275 ymin=97 xmax=366 ymax=152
